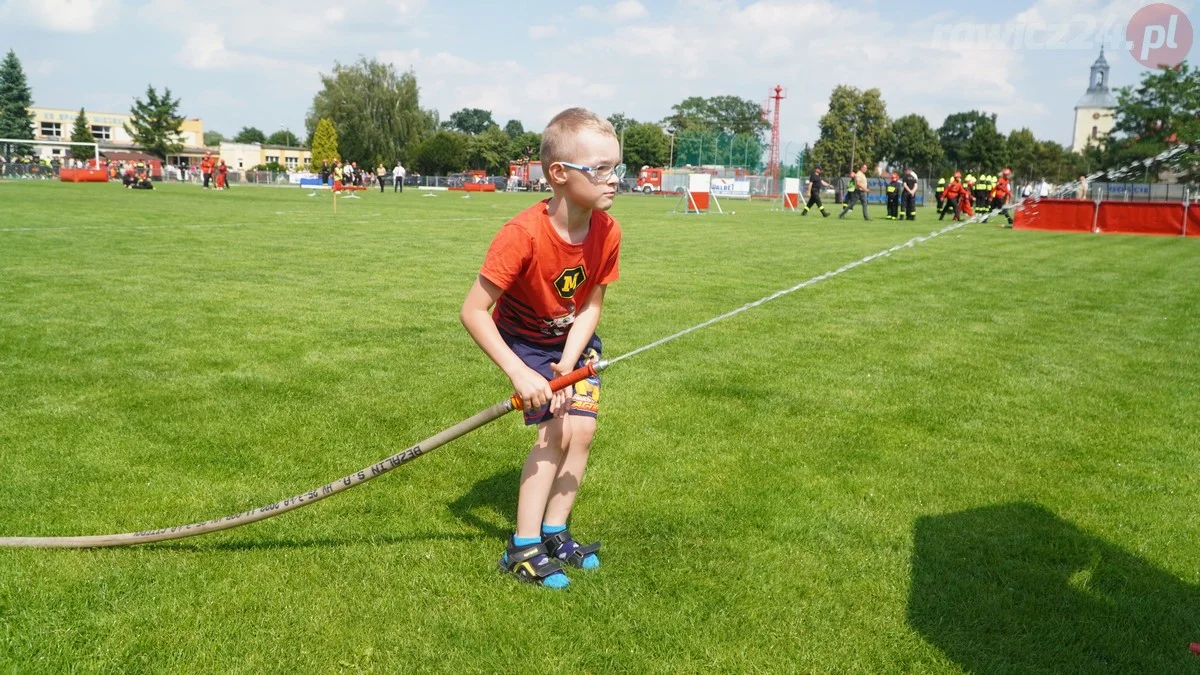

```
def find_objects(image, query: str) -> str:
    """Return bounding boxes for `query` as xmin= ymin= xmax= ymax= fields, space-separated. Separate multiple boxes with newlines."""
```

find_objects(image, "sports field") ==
xmin=1 ymin=181 xmax=1197 ymax=672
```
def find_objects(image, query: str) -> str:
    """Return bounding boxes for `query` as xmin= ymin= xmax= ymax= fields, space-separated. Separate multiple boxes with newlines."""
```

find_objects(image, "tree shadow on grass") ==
xmin=908 ymin=502 xmax=1200 ymax=673
xmin=446 ymin=467 xmax=519 ymax=539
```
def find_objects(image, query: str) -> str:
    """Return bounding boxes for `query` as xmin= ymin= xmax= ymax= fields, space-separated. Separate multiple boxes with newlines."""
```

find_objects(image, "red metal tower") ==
xmin=765 ymin=85 xmax=786 ymax=187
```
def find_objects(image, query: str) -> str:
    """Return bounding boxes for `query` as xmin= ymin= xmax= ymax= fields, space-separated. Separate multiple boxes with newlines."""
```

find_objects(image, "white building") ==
xmin=1071 ymin=49 xmax=1117 ymax=153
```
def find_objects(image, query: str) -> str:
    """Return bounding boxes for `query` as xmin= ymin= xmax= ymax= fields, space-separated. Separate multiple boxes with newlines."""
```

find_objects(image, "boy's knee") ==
xmin=569 ymin=418 xmax=596 ymax=450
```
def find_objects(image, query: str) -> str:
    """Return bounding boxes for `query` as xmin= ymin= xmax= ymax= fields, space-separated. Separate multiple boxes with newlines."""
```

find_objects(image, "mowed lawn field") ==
xmin=1 ymin=180 xmax=1197 ymax=673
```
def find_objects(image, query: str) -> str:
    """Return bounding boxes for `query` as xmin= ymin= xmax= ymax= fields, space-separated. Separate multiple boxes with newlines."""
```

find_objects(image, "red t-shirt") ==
xmin=480 ymin=199 xmax=621 ymax=345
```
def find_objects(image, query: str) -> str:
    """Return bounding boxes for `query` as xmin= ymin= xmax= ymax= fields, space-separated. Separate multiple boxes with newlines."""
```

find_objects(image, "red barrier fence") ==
xmin=59 ymin=168 xmax=109 ymax=183
xmin=1015 ymin=198 xmax=1197 ymax=237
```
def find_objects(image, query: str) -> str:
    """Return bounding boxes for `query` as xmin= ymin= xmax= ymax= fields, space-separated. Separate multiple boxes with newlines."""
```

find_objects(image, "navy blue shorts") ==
xmin=502 ymin=332 xmax=602 ymax=426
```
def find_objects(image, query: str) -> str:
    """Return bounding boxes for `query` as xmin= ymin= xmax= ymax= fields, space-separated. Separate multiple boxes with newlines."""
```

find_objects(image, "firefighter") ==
xmin=939 ymin=172 xmax=965 ymax=221
xmin=959 ymin=176 xmax=976 ymax=218
xmin=901 ymin=168 xmax=918 ymax=221
xmin=800 ymin=166 xmax=832 ymax=217
xmin=885 ymin=172 xmax=901 ymax=219
xmin=936 ymin=175 xmax=946 ymax=211
xmin=982 ymin=168 xmax=1014 ymax=226
xmin=842 ymin=170 xmax=856 ymax=204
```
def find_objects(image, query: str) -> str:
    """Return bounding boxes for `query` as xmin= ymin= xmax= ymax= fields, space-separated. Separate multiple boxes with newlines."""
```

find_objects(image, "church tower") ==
xmin=1071 ymin=48 xmax=1117 ymax=153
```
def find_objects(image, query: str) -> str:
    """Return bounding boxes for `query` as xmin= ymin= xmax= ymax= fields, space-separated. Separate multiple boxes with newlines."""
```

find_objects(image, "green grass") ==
xmin=1 ymin=181 xmax=1197 ymax=672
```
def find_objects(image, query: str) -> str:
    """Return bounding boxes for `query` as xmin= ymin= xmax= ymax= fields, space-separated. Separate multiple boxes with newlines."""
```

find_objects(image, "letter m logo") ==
xmin=554 ymin=265 xmax=586 ymax=298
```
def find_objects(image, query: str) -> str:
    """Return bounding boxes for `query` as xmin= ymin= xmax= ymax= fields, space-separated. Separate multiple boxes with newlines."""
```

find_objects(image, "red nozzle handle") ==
xmin=509 ymin=362 xmax=597 ymax=410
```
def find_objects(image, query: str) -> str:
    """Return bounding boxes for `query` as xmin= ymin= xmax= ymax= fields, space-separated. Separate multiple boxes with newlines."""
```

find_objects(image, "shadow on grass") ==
xmin=908 ymin=502 xmax=1200 ymax=673
xmin=447 ymin=467 xmax=519 ymax=538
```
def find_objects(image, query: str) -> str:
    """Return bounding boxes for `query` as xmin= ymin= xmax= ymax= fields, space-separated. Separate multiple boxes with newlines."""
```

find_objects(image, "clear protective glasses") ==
xmin=558 ymin=161 xmax=627 ymax=182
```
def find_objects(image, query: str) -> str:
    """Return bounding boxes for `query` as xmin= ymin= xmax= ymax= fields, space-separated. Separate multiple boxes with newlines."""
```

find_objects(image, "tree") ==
xmin=1103 ymin=61 xmax=1200 ymax=181
xmin=511 ymin=131 xmax=541 ymax=162
xmin=266 ymin=129 xmax=301 ymax=146
xmin=662 ymin=96 xmax=768 ymax=137
xmin=606 ymin=113 xmax=633 ymax=135
xmin=203 ymin=130 xmax=225 ymax=146
xmin=124 ymin=85 xmax=184 ymax=160
xmin=309 ymin=117 xmax=339 ymax=169
xmin=413 ymin=131 xmax=467 ymax=175
xmin=937 ymin=111 xmax=1006 ymax=171
xmin=812 ymin=86 xmax=892 ymax=173
xmin=447 ymin=107 xmax=497 ymax=135
xmin=621 ymin=121 xmax=669 ymax=169
xmin=0 ymin=49 xmax=35 ymax=157
xmin=1006 ymin=128 xmax=1039 ymax=178
xmin=307 ymin=58 xmax=431 ymax=166
xmin=234 ymin=126 xmax=266 ymax=143
xmin=503 ymin=119 xmax=524 ymax=139
xmin=466 ymin=126 xmax=511 ymax=174
xmin=886 ymin=114 xmax=944 ymax=174
xmin=69 ymin=108 xmax=95 ymax=159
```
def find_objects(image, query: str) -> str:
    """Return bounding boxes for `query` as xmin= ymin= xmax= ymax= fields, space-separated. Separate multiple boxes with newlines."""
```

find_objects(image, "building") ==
xmin=1071 ymin=49 xmax=1117 ymax=153
xmin=218 ymin=142 xmax=312 ymax=172
xmin=28 ymin=106 xmax=209 ymax=166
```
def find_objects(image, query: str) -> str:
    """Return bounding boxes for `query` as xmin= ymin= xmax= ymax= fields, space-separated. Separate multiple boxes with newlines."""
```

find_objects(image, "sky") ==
xmin=1 ymin=0 xmax=1196 ymax=157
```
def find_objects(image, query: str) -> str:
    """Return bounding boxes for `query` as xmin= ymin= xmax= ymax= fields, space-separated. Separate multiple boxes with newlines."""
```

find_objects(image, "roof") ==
xmin=1077 ymin=91 xmax=1117 ymax=108
xmin=101 ymin=150 xmax=160 ymax=163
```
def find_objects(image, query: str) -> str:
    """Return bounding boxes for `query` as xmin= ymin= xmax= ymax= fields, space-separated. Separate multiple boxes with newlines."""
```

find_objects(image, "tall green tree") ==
xmin=309 ymin=117 xmax=339 ymax=169
xmin=446 ymin=107 xmax=497 ymax=135
xmin=413 ymin=131 xmax=467 ymax=175
xmin=1006 ymin=128 xmax=1039 ymax=178
xmin=306 ymin=58 xmax=431 ymax=166
xmin=0 ymin=49 xmax=35 ymax=157
xmin=662 ymin=95 xmax=768 ymax=137
xmin=203 ymin=130 xmax=225 ymax=146
xmin=621 ymin=121 xmax=669 ymax=169
xmin=124 ymin=85 xmax=184 ymax=160
xmin=1102 ymin=61 xmax=1200 ymax=181
xmin=937 ymin=111 xmax=1007 ymax=171
xmin=885 ymin=114 xmax=944 ymax=174
xmin=812 ymin=86 xmax=891 ymax=173
xmin=606 ymin=113 xmax=632 ymax=135
xmin=234 ymin=126 xmax=266 ymax=143
xmin=503 ymin=119 xmax=524 ymax=139
xmin=69 ymin=107 xmax=95 ymax=159
xmin=511 ymin=131 xmax=541 ymax=162
xmin=466 ymin=126 xmax=511 ymax=173
xmin=266 ymin=129 xmax=301 ymax=146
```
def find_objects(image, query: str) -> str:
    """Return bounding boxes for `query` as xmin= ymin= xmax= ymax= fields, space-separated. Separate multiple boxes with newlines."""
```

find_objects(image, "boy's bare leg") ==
xmin=515 ymin=417 xmax=571 ymax=539
xmin=543 ymin=415 xmax=596 ymax=526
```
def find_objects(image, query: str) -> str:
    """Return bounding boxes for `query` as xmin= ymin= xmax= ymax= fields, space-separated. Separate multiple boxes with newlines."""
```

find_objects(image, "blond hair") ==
xmin=540 ymin=107 xmax=617 ymax=167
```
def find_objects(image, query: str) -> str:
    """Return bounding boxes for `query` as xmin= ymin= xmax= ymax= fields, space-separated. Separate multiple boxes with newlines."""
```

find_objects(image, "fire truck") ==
xmin=508 ymin=161 xmax=544 ymax=190
xmin=636 ymin=165 xmax=752 ymax=194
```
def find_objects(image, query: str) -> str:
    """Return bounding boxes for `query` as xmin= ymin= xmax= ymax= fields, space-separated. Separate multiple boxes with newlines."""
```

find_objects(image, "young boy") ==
xmin=460 ymin=108 xmax=623 ymax=589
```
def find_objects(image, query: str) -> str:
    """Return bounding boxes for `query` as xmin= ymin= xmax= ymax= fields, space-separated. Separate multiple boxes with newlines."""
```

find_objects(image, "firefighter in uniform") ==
xmin=936 ymin=176 xmax=946 ymax=211
xmin=901 ymin=168 xmax=918 ymax=221
xmin=939 ymin=173 xmax=965 ymax=221
xmin=885 ymin=172 xmax=901 ymax=219
xmin=982 ymin=168 xmax=1015 ymax=226
xmin=800 ymin=166 xmax=832 ymax=217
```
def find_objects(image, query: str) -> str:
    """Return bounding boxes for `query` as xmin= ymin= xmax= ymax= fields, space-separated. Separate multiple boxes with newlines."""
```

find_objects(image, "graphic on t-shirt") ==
xmin=554 ymin=265 xmax=587 ymax=299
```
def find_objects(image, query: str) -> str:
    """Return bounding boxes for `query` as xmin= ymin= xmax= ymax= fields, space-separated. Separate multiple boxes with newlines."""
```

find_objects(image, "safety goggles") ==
xmin=557 ymin=162 xmax=627 ymax=182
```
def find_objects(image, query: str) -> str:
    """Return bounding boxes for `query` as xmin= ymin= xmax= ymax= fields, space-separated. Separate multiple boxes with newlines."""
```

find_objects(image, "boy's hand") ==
xmin=548 ymin=361 xmax=576 ymax=418
xmin=509 ymin=365 xmax=552 ymax=411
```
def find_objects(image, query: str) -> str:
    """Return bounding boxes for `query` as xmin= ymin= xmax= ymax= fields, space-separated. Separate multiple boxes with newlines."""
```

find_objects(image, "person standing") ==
xmin=200 ymin=151 xmax=215 ymax=190
xmin=1075 ymin=175 xmax=1088 ymax=200
xmin=885 ymin=172 xmax=901 ymax=220
xmin=838 ymin=164 xmax=870 ymax=220
xmin=376 ymin=163 xmax=387 ymax=193
xmin=901 ymin=168 xmax=918 ymax=221
xmin=800 ymin=166 xmax=832 ymax=217
xmin=393 ymin=161 xmax=406 ymax=192
xmin=319 ymin=159 xmax=330 ymax=186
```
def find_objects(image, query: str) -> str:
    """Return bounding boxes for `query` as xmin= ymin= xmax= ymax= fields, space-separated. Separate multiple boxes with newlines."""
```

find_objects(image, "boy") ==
xmin=460 ymin=108 xmax=623 ymax=589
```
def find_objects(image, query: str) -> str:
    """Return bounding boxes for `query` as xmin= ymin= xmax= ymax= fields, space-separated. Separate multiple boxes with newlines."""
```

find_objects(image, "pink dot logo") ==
xmin=1126 ymin=3 xmax=1193 ymax=68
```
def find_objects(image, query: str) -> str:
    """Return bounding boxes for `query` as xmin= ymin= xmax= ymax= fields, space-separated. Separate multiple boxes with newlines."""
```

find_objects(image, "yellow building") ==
xmin=28 ymin=106 xmax=208 ymax=165
xmin=218 ymin=142 xmax=313 ymax=171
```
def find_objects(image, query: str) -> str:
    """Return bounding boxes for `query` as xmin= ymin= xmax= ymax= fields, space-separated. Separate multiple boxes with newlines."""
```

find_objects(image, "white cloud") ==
xmin=577 ymin=0 xmax=649 ymax=21
xmin=0 ymin=0 xmax=119 ymax=33
xmin=528 ymin=24 xmax=559 ymax=39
